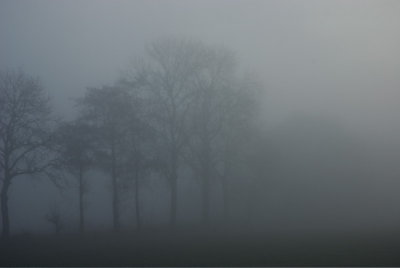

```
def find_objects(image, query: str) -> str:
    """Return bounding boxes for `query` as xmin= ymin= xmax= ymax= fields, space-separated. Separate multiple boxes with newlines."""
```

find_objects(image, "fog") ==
xmin=1 ymin=0 xmax=400 ymax=266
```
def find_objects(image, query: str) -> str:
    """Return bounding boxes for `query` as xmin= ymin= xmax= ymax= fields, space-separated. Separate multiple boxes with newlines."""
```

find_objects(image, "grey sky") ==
xmin=1 ymin=0 xmax=400 ymax=130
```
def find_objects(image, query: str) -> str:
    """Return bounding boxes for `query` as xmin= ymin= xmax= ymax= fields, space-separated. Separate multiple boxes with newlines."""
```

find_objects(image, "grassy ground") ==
xmin=0 ymin=229 xmax=399 ymax=266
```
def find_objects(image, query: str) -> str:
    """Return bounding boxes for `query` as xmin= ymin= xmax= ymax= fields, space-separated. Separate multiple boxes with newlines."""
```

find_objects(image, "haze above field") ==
xmin=1 ymin=0 xmax=400 ymax=236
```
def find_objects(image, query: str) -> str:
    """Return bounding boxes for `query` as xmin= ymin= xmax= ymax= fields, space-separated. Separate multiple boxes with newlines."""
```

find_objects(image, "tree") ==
xmin=120 ymin=129 xmax=155 ymax=230
xmin=0 ymin=70 xmax=54 ymax=237
xmin=216 ymin=74 xmax=262 ymax=222
xmin=77 ymin=85 xmax=139 ymax=231
xmin=184 ymin=47 xmax=261 ymax=223
xmin=126 ymin=38 xmax=263 ymax=225
xmin=111 ymin=81 xmax=155 ymax=230
xmin=184 ymin=47 xmax=237 ymax=223
xmin=44 ymin=204 xmax=63 ymax=235
xmin=54 ymin=120 xmax=94 ymax=234
xmin=127 ymin=38 xmax=208 ymax=226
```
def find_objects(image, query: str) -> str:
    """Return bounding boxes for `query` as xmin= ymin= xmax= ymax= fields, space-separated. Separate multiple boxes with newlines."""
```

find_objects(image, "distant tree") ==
xmin=186 ymin=48 xmax=261 ymax=223
xmin=113 ymin=81 xmax=155 ymax=230
xmin=54 ymin=120 xmax=95 ymax=234
xmin=125 ymin=38 xmax=263 ymax=225
xmin=127 ymin=38 xmax=208 ymax=226
xmin=44 ymin=204 xmax=63 ymax=235
xmin=184 ymin=47 xmax=236 ymax=223
xmin=120 ymin=131 xmax=155 ymax=230
xmin=77 ymin=85 xmax=139 ymax=231
xmin=0 ymin=70 xmax=54 ymax=238
xmin=217 ymin=74 xmax=262 ymax=222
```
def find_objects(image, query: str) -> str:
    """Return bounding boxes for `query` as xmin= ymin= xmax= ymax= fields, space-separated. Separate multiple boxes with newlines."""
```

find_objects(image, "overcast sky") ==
xmin=1 ymin=0 xmax=400 ymax=137
xmin=1 ymin=0 xmax=400 ymax=234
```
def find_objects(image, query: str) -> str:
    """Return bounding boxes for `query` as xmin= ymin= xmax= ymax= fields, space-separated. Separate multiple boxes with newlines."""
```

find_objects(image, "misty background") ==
xmin=1 ymin=0 xmax=400 ymax=236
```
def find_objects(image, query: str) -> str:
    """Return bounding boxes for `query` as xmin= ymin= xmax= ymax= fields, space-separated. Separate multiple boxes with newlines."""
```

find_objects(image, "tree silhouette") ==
xmin=77 ymin=85 xmax=140 ymax=231
xmin=126 ymin=38 xmax=209 ymax=226
xmin=54 ymin=120 xmax=95 ymax=233
xmin=44 ymin=204 xmax=63 ymax=235
xmin=124 ymin=38 xmax=263 ymax=225
xmin=184 ymin=47 xmax=238 ymax=223
xmin=0 ymin=70 xmax=54 ymax=238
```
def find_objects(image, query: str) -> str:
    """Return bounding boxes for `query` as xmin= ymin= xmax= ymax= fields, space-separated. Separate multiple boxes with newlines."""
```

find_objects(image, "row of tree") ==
xmin=0 ymin=38 xmax=263 ymax=237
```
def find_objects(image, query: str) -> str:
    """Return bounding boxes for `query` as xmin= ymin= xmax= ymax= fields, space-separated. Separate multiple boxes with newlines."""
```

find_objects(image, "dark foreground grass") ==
xmin=0 ymin=229 xmax=399 ymax=266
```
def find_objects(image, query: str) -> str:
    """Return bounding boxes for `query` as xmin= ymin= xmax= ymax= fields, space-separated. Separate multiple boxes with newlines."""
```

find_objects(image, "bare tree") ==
xmin=184 ymin=47 xmax=238 ymax=223
xmin=125 ymin=38 xmax=263 ymax=226
xmin=128 ymin=38 xmax=208 ymax=227
xmin=44 ymin=204 xmax=63 ymax=235
xmin=120 ymin=134 xmax=154 ymax=230
xmin=77 ymin=85 xmax=139 ymax=231
xmin=54 ymin=121 xmax=95 ymax=234
xmin=113 ymin=82 xmax=155 ymax=230
xmin=217 ymin=75 xmax=262 ymax=222
xmin=0 ymin=70 xmax=54 ymax=238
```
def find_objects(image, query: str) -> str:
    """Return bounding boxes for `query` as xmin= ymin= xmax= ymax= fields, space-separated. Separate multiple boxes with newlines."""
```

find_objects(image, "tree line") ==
xmin=0 ymin=38 xmax=264 ymax=237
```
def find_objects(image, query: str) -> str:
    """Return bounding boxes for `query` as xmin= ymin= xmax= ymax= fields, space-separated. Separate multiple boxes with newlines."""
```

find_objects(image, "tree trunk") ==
xmin=78 ymin=166 xmax=85 ymax=234
xmin=169 ymin=152 xmax=178 ymax=227
xmin=201 ymin=168 xmax=210 ymax=224
xmin=222 ymin=175 xmax=230 ymax=221
xmin=170 ymin=171 xmax=177 ymax=228
xmin=134 ymin=171 xmax=141 ymax=230
xmin=1 ymin=180 xmax=10 ymax=238
xmin=201 ymin=136 xmax=211 ymax=224
xmin=111 ymin=143 xmax=120 ymax=232
xmin=112 ymin=175 xmax=120 ymax=231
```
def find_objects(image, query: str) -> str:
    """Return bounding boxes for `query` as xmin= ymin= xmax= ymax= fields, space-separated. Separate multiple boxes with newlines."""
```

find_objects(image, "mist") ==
xmin=1 ymin=0 xmax=400 ymax=266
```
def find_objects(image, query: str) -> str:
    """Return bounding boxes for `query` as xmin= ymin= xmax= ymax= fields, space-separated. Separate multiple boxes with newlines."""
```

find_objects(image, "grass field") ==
xmin=1 ymin=229 xmax=399 ymax=266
